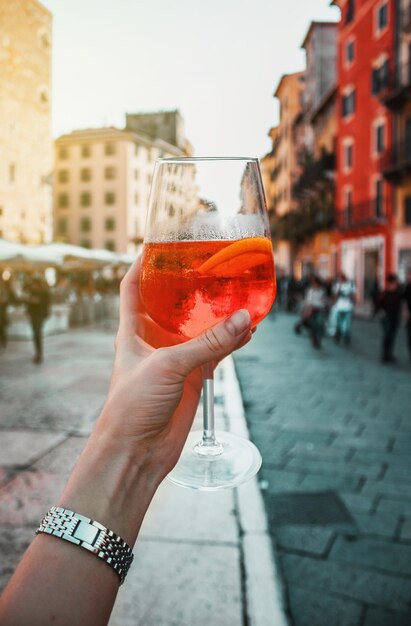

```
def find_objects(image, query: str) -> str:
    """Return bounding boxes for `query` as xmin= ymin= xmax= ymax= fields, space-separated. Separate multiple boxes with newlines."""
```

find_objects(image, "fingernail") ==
xmin=225 ymin=309 xmax=251 ymax=336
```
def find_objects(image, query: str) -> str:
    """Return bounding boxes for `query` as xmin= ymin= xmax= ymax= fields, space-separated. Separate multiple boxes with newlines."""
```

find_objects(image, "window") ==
xmin=343 ymin=140 xmax=354 ymax=170
xmin=346 ymin=0 xmax=355 ymax=24
xmin=375 ymin=179 xmax=384 ymax=217
xmin=134 ymin=193 xmax=139 ymax=204
xmin=9 ymin=164 xmax=15 ymax=183
xmin=134 ymin=170 xmax=139 ymax=180
xmin=105 ymin=166 xmax=116 ymax=180
xmin=80 ymin=240 xmax=91 ymax=249
xmin=105 ymin=143 xmax=116 ymax=156
xmin=57 ymin=218 xmax=67 ymax=235
xmin=58 ymin=170 xmax=69 ymax=183
xmin=58 ymin=193 xmax=69 ymax=208
xmin=105 ymin=192 xmax=115 ymax=205
xmin=147 ymin=173 xmax=152 ymax=185
xmin=345 ymin=188 xmax=353 ymax=224
xmin=342 ymin=89 xmax=356 ymax=117
xmin=105 ymin=217 xmax=115 ymax=231
xmin=105 ymin=240 xmax=116 ymax=251
xmin=59 ymin=147 xmax=69 ymax=160
xmin=39 ymin=87 xmax=49 ymax=104
xmin=346 ymin=39 xmax=355 ymax=65
xmin=376 ymin=2 xmax=388 ymax=32
xmin=404 ymin=197 xmax=411 ymax=225
xmin=375 ymin=122 xmax=385 ymax=154
xmin=135 ymin=144 xmax=139 ymax=156
xmin=80 ymin=217 xmax=91 ymax=232
xmin=81 ymin=145 xmax=91 ymax=158
xmin=372 ymin=59 xmax=389 ymax=94
xmin=80 ymin=168 xmax=91 ymax=182
xmin=80 ymin=192 xmax=91 ymax=207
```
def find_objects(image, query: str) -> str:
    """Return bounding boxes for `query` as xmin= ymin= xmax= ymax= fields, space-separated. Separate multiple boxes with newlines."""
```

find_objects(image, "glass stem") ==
xmin=193 ymin=363 xmax=224 ymax=457
xmin=202 ymin=362 xmax=216 ymax=446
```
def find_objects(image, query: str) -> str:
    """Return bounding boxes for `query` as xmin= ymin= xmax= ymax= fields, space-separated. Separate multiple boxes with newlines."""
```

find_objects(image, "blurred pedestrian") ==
xmin=0 ymin=275 xmax=11 ymax=349
xmin=403 ymin=268 xmax=411 ymax=362
xmin=25 ymin=276 xmax=51 ymax=364
xmin=294 ymin=275 xmax=327 ymax=349
xmin=370 ymin=276 xmax=381 ymax=319
xmin=333 ymin=273 xmax=356 ymax=345
xmin=377 ymin=273 xmax=402 ymax=364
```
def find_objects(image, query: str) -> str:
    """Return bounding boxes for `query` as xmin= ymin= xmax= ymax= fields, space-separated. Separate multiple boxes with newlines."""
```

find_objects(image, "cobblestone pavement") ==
xmin=234 ymin=311 xmax=411 ymax=626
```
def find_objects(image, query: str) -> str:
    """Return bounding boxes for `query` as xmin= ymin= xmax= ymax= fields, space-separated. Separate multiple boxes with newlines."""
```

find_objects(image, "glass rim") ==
xmin=156 ymin=156 xmax=259 ymax=164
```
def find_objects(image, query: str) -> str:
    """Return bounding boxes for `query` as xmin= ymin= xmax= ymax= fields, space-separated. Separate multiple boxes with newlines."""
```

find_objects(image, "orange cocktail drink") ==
xmin=141 ymin=236 xmax=276 ymax=339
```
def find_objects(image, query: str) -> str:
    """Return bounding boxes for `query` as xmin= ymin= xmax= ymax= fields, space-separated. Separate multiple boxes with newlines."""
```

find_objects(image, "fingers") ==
xmin=118 ymin=256 xmax=141 ymax=338
xmin=158 ymin=310 xmax=252 ymax=376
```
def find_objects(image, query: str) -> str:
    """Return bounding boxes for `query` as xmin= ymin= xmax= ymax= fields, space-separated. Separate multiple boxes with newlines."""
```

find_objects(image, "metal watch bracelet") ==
xmin=36 ymin=506 xmax=134 ymax=584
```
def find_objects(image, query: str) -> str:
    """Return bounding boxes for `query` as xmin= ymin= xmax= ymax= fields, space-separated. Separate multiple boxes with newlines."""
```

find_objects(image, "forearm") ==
xmin=0 ymin=422 xmax=161 ymax=626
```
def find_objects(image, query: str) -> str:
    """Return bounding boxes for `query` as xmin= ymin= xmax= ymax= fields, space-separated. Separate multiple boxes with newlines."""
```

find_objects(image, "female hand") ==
xmin=97 ymin=257 xmax=252 ymax=483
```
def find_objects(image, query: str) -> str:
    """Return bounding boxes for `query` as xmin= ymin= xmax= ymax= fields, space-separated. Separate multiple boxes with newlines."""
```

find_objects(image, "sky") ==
xmin=41 ymin=0 xmax=339 ymax=158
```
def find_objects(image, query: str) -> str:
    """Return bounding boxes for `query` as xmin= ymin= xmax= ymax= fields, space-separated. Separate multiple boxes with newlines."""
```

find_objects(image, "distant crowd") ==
xmin=276 ymin=269 xmax=411 ymax=365
xmin=0 ymin=272 xmax=122 ymax=364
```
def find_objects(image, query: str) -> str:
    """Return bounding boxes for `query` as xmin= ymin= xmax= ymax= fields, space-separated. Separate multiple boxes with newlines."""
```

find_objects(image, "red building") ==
xmin=332 ymin=0 xmax=396 ymax=305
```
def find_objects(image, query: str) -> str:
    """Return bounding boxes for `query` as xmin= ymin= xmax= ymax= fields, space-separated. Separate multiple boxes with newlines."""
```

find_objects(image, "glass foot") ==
xmin=167 ymin=430 xmax=262 ymax=491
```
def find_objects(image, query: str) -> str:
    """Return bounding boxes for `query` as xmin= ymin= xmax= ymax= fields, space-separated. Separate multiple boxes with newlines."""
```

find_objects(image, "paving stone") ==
xmin=287 ymin=586 xmax=363 ymax=626
xmin=33 ymin=436 xmax=87 ymax=474
xmin=287 ymin=442 xmax=350 ymax=462
xmin=0 ymin=430 xmax=66 ymax=467
xmin=362 ymin=607 xmax=411 ymax=626
xmin=0 ymin=471 xmax=67 ymax=526
xmin=260 ymin=468 xmax=303 ymax=493
xmin=400 ymin=519 xmax=411 ymax=542
xmin=281 ymin=553 xmax=411 ymax=610
xmin=299 ymin=473 xmax=362 ymax=493
xmin=286 ymin=456 xmax=383 ymax=480
xmin=265 ymin=491 xmax=355 ymax=528
xmin=352 ymin=512 xmax=399 ymax=539
xmin=139 ymin=480 xmax=238 ymax=544
xmin=276 ymin=526 xmax=335 ymax=557
xmin=331 ymin=536 xmax=411 ymax=576
xmin=110 ymin=541 xmax=242 ymax=626
xmin=331 ymin=435 xmax=391 ymax=452
xmin=0 ymin=526 xmax=34 ymax=592
xmin=377 ymin=498 xmax=411 ymax=517
xmin=340 ymin=492 xmax=379 ymax=515
xmin=361 ymin=479 xmax=411 ymax=500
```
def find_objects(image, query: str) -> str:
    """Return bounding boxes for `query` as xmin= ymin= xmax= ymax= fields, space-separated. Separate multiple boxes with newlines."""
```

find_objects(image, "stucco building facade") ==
xmin=0 ymin=0 xmax=53 ymax=244
xmin=53 ymin=122 xmax=187 ymax=253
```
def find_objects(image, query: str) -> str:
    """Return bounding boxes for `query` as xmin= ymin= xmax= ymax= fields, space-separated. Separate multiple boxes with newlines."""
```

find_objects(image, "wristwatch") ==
xmin=36 ymin=506 xmax=134 ymax=584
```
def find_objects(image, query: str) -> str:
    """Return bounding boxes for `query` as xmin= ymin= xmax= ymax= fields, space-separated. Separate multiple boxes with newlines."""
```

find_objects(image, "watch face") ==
xmin=73 ymin=520 xmax=99 ymax=544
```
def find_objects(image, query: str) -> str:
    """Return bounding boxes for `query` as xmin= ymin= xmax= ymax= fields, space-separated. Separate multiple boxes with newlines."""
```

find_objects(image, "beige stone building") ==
xmin=54 ymin=124 xmax=188 ymax=253
xmin=0 ymin=0 xmax=53 ymax=244
xmin=270 ymin=72 xmax=305 ymax=272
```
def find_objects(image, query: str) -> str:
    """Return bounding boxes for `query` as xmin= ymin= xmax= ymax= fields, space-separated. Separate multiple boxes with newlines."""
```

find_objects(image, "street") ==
xmin=234 ymin=311 xmax=411 ymax=626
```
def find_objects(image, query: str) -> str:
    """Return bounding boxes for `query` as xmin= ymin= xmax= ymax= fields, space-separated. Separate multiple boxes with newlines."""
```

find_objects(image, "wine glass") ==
xmin=140 ymin=157 xmax=276 ymax=490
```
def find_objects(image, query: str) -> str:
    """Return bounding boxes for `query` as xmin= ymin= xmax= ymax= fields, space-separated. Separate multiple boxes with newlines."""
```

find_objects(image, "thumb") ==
xmin=163 ymin=309 xmax=252 ymax=375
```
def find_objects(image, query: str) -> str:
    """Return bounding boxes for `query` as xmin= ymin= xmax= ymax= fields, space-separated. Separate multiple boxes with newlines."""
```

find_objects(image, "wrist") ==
xmin=57 ymin=426 xmax=161 ymax=546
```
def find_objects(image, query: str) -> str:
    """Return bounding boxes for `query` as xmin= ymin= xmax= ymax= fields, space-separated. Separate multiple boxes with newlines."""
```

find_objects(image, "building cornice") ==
xmin=274 ymin=71 xmax=304 ymax=98
xmin=55 ymin=127 xmax=184 ymax=155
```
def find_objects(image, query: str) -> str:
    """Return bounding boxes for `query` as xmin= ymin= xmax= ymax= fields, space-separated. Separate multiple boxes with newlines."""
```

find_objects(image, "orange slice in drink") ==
xmin=197 ymin=237 xmax=272 ymax=276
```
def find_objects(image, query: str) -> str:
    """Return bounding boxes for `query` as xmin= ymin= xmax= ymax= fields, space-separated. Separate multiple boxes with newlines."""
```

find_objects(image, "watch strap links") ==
xmin=36 ymin=506 xmax=134 ymax=584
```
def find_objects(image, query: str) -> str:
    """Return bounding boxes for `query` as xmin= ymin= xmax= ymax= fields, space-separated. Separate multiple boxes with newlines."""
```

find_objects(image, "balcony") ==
xmin=382 ymin=140 xmax=411 ymax=182
xmin=336 ymin=199 xmax=388 ymax=229
xmin=377 ymin=60 xmax=411 ymax=109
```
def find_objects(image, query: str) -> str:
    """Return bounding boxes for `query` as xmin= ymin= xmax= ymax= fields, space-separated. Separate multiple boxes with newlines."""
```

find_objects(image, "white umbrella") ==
xmin=0 ymin=238 xmax=27 ymax=263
